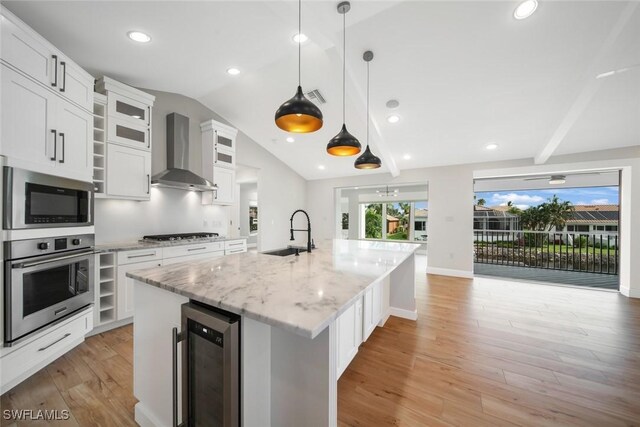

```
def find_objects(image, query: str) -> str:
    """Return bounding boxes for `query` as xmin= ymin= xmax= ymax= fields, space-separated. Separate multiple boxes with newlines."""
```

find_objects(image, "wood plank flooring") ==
xmin=2 ymin=272 xmax=640 ymax=426
xmin=338 ymin=274 xmax=640 ymax=426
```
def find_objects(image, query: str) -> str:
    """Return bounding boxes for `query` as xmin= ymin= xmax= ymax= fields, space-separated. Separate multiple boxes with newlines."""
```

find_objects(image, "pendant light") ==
xmin=274 ymin=0 xmax=323 ymax=133
xmin=327 ymin=1 xmax=361 ymax=156
xmin=355 ymin=51 xmax=382 ymax=169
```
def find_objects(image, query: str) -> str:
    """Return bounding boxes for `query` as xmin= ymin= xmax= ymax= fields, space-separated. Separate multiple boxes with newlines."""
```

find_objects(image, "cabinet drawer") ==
xmin=117 ymin=247 xmax=163 ymax=265
xmin=162 ymin=250 xmax=225 ymax=266
xmin=162 ymin=242 xmax=225 ymax=259
xmin=0 ymin=308 xmax=92 ymax=393
xmin=224 ymin=240 xmax=247 ymax=251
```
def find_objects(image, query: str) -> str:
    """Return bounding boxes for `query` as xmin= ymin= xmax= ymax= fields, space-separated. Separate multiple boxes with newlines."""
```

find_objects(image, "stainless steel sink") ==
xmin=262 ymin=247 xmax=307 ymax=257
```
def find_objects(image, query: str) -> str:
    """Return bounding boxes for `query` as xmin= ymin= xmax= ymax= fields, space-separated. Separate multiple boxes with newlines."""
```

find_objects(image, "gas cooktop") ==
xmin=142 ymin=232 xmax=219 ymax=242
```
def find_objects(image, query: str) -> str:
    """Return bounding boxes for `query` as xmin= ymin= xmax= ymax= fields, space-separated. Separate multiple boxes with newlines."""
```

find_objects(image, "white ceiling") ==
xmin=5 ymin=1 xmax=640 ymax=180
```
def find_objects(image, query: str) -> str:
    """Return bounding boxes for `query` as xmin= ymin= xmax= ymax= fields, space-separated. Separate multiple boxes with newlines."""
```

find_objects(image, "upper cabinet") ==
xmin=0 ymin=7 xmax=94 ymax=183
xmin=94 ymin=76 xmax=155 ymax=201
xmin=201 ymin=119 xmax=239 ymax=206
xmin=0 ymin=9 xmax=93 ymax=112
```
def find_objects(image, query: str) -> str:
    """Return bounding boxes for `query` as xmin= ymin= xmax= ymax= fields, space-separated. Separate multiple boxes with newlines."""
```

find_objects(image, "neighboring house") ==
xmin=387 ymin=215 xmax=399 ymax=234
xmin=473 ymin=205 xmax=520 ymax=230
xmin=559 ymin=204 xmax=619 ymax=234
xmin=414 ymin=208 xmax=428 ymax=241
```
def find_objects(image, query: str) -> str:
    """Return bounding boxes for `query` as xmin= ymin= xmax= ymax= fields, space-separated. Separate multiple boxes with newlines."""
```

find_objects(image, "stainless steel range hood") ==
xmin=151 ymin=113 xmax=216 ymax=192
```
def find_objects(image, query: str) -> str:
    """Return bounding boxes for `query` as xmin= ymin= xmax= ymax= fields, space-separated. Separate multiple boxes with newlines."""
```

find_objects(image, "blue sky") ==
xmin=475 ymin=186 xmax=619 ymax=209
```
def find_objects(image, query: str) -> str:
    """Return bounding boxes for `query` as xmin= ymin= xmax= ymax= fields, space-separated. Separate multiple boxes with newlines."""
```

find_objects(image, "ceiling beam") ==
xmin=534 ymin=1 xmax=638 ymax=165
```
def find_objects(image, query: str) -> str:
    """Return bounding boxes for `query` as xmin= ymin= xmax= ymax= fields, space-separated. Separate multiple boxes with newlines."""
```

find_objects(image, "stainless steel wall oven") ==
xmin=4 ymin=234 xmax=95 ymax=345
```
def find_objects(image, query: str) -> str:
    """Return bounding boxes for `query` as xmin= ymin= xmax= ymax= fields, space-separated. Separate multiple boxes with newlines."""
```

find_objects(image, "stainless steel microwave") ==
xmin=2 ymin=167 xmax=94 ymax=229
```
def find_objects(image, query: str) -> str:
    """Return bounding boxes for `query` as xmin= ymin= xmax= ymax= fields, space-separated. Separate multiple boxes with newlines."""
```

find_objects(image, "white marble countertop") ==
xmin=95 ymin=236 xmax=248 ymax=252
xmin=127 ymin=239 xmax=420 ymax=339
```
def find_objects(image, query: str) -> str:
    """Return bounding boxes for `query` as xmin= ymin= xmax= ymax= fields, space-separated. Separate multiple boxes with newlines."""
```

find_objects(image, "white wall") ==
xmin=95 ymin=89 xmax=307 ymax=248
xmin=306 ymin=146 xmax=640 ymax=294
xmin=95 ymin=188 xmax=228 ymax=244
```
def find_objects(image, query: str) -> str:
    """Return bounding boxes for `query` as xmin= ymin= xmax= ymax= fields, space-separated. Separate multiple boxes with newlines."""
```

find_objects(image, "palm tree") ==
xmin=545 ymin=195 xmax=574 ymax=230
xmin=477 ymin=198 xmax=486 ymax=206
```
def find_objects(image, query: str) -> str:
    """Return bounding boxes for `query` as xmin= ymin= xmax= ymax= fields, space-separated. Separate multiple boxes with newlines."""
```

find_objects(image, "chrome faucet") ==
xmin=290 ymin=209 xmax=312 ymax=253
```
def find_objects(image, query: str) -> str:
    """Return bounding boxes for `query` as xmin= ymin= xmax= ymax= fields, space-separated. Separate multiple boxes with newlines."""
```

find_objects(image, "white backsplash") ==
xmin=94 ymin=186 xmax=229 ymax=244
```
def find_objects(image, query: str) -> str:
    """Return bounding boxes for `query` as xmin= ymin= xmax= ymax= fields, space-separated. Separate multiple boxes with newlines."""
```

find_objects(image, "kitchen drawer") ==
xmin=117 ymin=247 xmax=163 ymax=265
xmin=162 ymin=242 xmax=225 ymax=259
xmin=0 ymin=307 xmax=93 ymax=393
xmin=224 ymin=239 xmax=247 ymax=251
xmin=162 ymin=250 xmax=225 ymax=266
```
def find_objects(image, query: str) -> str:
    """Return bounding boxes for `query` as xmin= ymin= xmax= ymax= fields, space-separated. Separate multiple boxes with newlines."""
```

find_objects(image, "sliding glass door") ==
xmin=361 ymin=201 xmax=427 ymax=242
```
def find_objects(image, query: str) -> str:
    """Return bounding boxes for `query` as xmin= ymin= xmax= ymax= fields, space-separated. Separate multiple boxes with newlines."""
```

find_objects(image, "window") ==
xmin=363 ymin=204 xmax=382 ymax=239
xmin=595 ymin=225 xmax=605 ymax=231
xmin=605 ymin=225 xmax=618 ymax=232
xmin=386 ymin=202 xmax=410 ymax=241
xmin=249 ymin=206 xmax=258 ymax=232
xmin=415 ymin=221 xmax=426 ymax=231
xmin=342 ymin=213 xmax=349 ymax=230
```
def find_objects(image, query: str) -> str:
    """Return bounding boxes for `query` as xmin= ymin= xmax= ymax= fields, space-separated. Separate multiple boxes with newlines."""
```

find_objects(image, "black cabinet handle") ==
xmin=147 ymin=106 xmax=151 ymax=126
xmin=60 ymin=61 xmax=66 ymax=92
xmin=50 ymin=129 xmax=57 ymax=161
xmin=51 ymin=55 xmax=58 ymax=87
xmin=147 ymin=128 xmax=150 ymax=149
xmin=147 ymin=174 xmax=150 ymax=194
xmin=59 ymin=133 xmax=65 ymax=163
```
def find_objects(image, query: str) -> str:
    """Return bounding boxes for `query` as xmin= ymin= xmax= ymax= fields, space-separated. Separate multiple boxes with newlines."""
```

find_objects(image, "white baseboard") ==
xmin=426 ymin=267 xmax=474 ymax=279
xmin=135 ymin=402 xmax=164 ymax=427
xmin=620 ymin=286 xmax=640 ymax=298
xmin=88 ymin=318 xmax=133 ymax=337
xmin=389 ymin=307 xmax=418 ymax=321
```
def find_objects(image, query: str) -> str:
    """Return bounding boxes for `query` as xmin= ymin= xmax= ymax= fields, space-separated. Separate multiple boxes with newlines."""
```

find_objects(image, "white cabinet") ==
xmin=213 ymin=166 xmax=235 ymax=204
xmin=0 ymin=8 xmax=93 ymax=112
xmin=363 ymin=280 xmax=383 ymax=341
xmin=201 ymin=119 xmax=238 ymax=206
xmin=0 ymin=307 xmax=93 ymax=394
xmin=107 ymin=118 xmax=150 ymax=151
xmin=117 ymin=259 xmax=163 ymax=321
xmin=107 ymin=91 xmax=151 ymax=128
xmin=1 ymin=63 xmax=92 ymax=182
xmin=162 ymin=250 xmax=224 ymax=266
xmin=336 ymin=297 xmax=363 ymax=378
xmin=225 ymin=239 xmax=247 ymax=255
xmin=106 ymin=144 xmax=151 ymax=200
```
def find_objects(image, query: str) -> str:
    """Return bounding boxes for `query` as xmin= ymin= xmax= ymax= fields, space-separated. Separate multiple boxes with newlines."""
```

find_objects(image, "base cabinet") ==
xmin=117 ymin=259 xmax=163 ymax=320
xmin=363 ymin=280 xmax=383 ymax=341
xmin=0 ymin=307 xmax=93 ymax=394
xmin=336 ymin=297 xmax=363 ymax=378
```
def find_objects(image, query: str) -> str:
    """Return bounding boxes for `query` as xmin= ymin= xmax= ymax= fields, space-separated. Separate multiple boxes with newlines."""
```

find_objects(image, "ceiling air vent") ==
xmin=306 ymin=89 xmax=326 ymax=105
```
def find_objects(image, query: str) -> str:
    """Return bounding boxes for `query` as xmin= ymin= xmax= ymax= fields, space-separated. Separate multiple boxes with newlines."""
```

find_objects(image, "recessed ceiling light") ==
xmin=485 ymin=143 xmax=499 ymax=150
xmin=226 ymin=67 xmax=240 ymax=75
xmin=318 ymin=165 xmax=326 ymax=170
xmin=127 ymin=31 xmax=151 ymax=43
xmin=403 ymin=154 xmax=411 ymax=160
xmin=386 ymin=99 xmax=400 ymax=109
xmin=293 ymin=33 xmax=308 ymax=43
xmin=286 ymin=137 xmax=295 ymax=143
xmin=387 ymin=115 xmax=400 ymax=124
xmin=514 ymin=0 xmax=538 ymax=20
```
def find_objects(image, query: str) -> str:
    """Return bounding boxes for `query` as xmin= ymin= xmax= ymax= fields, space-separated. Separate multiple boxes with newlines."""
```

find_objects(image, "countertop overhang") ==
xmin=127 ymin=239 xmax=420 ymax=339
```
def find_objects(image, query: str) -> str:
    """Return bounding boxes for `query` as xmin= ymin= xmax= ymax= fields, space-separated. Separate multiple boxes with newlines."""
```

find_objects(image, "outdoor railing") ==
xmin=473 ymin=230 xmax=618 ymax=275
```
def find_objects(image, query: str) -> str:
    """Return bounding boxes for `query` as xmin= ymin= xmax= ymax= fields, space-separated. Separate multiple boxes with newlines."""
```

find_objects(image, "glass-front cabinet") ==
xmin=107 ymin=92 xmax=150 ymax=127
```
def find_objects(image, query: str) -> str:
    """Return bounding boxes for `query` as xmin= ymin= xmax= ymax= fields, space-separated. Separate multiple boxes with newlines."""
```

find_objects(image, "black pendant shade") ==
xmin=327 ymin=123 xmax=361 ymax=156
xmin=275 ymin=86 xmax=323 ymax=133
xmin=354 ymin=145 xmax=381 ymax=169
xmin=354 ymin=50 xmax=381 ymax=170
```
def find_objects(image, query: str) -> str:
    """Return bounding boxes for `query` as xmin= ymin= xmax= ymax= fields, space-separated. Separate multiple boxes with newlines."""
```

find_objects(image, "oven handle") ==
xmin=12 ymin=250 xmax=95 ymax=269
xmin=173 ymin=327 xmax=187 ymax=427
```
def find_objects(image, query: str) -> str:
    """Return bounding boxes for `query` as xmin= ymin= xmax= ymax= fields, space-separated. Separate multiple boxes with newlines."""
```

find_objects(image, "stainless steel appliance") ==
xmin=3 ymin=166 xmax=94 ymax=229
xmin=173 ymin=301 xmax=240 ymax=427
xmin=142 ymin=232 xmax=219 ymax=242
xmin=4 ymin=233 xmax=95 ymax=345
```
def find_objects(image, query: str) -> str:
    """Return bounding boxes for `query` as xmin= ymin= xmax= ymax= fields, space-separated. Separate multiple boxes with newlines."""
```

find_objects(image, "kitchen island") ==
xmin=128 ymin=239 xmax=420 ymax=427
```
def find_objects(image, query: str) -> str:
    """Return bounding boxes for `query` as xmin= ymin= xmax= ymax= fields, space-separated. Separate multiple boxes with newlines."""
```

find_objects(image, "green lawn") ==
xmin=387 ymin=232 xmax=408 ymax=240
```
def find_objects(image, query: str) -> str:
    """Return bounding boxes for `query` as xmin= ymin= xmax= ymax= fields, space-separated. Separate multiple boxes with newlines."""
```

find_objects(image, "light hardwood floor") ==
xmin=2 ymin=274 xmax=640 ymax=426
